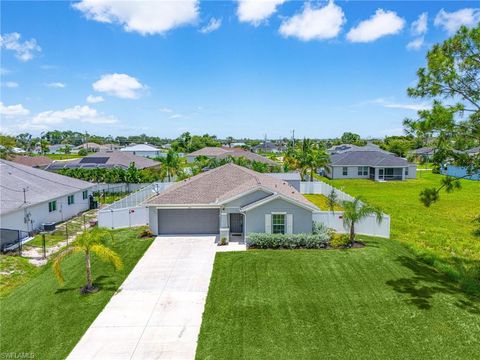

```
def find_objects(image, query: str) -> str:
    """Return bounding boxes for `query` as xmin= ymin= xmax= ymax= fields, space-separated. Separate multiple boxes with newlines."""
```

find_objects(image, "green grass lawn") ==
xmin=0 ymin=256 xmax=41 ymax=297
xmin=45 ymin=153 xmax=84 ymax=160
xmin=0 ymin=227 xmax=153 ymax=360
xmin=304 ymin=193 xmax=343 ymax=211
xmin=319 ymin=172 xmax=480 ymax=292
xmin=197 ymin=237 xmax=480 ymax=360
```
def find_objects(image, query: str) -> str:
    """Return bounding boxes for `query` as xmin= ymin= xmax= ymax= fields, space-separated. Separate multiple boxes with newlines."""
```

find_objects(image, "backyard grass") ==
xmin=318 ymin=172 xmax=480 ymax=292
xmin=304 ymin=193 xmax=343 ymax=211
xmin=0 ymin=227 xmax=153 ymax=360
xmin=197 ymin=237 xmax=480 ymax=360
xmin=0 ymin=255 xmax=40 ymax=297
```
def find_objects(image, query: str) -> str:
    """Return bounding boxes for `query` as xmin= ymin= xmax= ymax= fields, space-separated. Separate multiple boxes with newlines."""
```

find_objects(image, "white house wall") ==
xmin=1 ymin=189 xmax=92 ymax=232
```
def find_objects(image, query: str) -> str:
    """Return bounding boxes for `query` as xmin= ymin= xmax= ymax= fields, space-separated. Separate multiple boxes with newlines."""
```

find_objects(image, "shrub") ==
xmin=312 ymin=222 xmax=335 ymax=238
xmin=247 ymin=232 xmax=330 ymax=249
xmin=330 ymin=233 xmax=351 ymax=248
xmin=219 ymin=237 xmax=228 ymax=246
xmin=139 ymin=228 xmax=154 ymax=238
xmin=78 ymin=148 xmax=88 ymax=156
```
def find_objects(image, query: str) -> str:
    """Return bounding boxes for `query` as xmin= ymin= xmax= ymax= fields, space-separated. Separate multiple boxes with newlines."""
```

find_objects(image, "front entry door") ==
xmin=230 ymin=213 xmax=243 ymax=234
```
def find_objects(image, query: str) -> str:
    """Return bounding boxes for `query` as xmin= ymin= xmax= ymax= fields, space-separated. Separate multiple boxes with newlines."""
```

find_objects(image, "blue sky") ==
xmin=1 ymin=1 xmax=479 ymax=139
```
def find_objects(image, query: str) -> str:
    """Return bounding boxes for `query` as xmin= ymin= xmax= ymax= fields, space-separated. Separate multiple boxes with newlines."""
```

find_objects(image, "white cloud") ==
xmin=159 ymin=107 xmax=173 ymax=113
xmin=346 ymin=9 xmax=405 ymax=43
xmin=32 ymin=105 xmax=117 ymax=125
xmin=369 ymin=98 xmax=431 ymax=111
xmin=411 ymin=12 xmax=428 ymax=35
xmin=0 ymin=33 xmax=41 ymax=61
xmin=45 ymin=82 xmax=66 ymax=88
xmin=3 ymin=81 xmax=19 ymax=88
xmin=0 ymin=102 xmax=30 ymax=117
xmin=199 ymin=18 xmax=222 ymax=34
xmin=434 ymin=8 xmax=480 ymax=34
xmin=86 ymin=95 xmax=105 ymax=103
xmin=237 ymin=0 xmax=285 ymax=26
xmin=73 ymin=0 xmax=199 ymax=35
xmin=92 ymin=73 xmax=145 ymax=99
xmin=169 ymin=114 xmax=184 ymax=119
xmin=407 ymin=37 xmax=424 ymax=51
xmin=279 ymin=2 xmax=346 ymax=41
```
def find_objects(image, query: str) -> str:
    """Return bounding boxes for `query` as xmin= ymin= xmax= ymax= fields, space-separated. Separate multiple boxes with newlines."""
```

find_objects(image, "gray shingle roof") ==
xmin=45 ymin=151 xmax=160 ymax=170
xmin=267 ymin=172 xmax=301 ymax=181
xmin=330 ymin=151 xmax=411 ymax=167
xmin=1 ymin=159 xmax=94 ymax=215
xmin=147 ymin=163 xmax=316 ymax=209
xmin=187 ymin=147 xmax=277 ymax=165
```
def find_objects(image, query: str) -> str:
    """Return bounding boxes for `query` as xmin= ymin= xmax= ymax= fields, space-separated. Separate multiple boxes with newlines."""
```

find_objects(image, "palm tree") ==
xmin=158 ymin=150 xmax=182 ymax=182
xmin=341 ymin=197 xmax=383 ymax=245
xmin=309 ymin=147 xmax=329 ymax=181
xmin=53 ymin=228 xmax=123 ymax=294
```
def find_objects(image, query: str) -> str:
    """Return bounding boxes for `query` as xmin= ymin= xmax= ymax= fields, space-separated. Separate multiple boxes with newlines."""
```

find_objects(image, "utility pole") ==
xmin=264 ymin=133 xmax=267 ymax=152
xmin=292 ymin=129 xmax=295 ymax=147
xmin=23 ymin=187 xmax=28 ymax=204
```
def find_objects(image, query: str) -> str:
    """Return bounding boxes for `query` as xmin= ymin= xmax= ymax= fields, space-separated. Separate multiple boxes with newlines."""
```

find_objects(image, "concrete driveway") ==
xmin=67 ymin=235 xmax=218 ymax=360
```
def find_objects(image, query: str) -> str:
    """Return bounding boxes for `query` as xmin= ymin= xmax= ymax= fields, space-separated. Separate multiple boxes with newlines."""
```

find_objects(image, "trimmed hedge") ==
xmin=247 ymin=232 xmax=330 ymax=249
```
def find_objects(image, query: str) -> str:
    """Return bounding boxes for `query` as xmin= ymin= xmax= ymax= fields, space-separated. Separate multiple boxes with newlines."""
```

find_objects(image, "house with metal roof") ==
xmin=0 ymin=160 xmax=95 ymax=248
xmin=186 ymin=147 xmax=278 ymax=166
xmin=45 ymin=151 xmax=160 ymax=170
xmin=326 ymin=150 xmax=416 ymax=181
xmin=146 ymin=164 xmax=318 ymax=240
xmin=120 ymin=144 xmax=164 ymax=158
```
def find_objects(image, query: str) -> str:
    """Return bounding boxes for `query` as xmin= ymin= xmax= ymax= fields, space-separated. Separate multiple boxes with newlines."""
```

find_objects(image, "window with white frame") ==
xmin=342 ymin=167 xmax=348 ymax=176
xmin=405 ymin=167 xmax=409 ymax=176
xmin=272 ymin=214 xmax=285 ymax=234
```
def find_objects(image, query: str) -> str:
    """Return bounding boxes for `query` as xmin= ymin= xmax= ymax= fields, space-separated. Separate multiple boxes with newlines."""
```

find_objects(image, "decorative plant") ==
xmin=219 ymin=237 xmax=228 ymax=246
xmin=341 ymin=197 xmax=383 ymax=245
xmin=53 ymin=228 xmax=123 ymax=294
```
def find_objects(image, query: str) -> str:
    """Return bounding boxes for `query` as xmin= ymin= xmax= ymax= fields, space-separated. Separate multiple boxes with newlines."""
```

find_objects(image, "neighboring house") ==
xmin=120 ymin=144 xmax=163 ymax=158
xmin=47 ymin=144 xmax=78 ymax=154
xmin=252 ymin=141 xmax=286 ymax=153
xmin=327 ymin=142 xmax=388 ymax=155
xmin=466 ymin=146 xmax=480 ymax=156
xmin=0 ymin=160 xmax=94 ymax=242
xmin=411 ymin=147 xmax=435 ymax=161
xmin=440 ymin=146 xmax=480 ymax=181
xmin=45 ymin=151 xmax=160 ymax=170
xmin=266 ymin=172 xmax=301 ymax=191
xmin=186 ymin=147 xmax=278 ymax=166
xmin=11 ymin=147 xmax=26 ymax=154
xmin=75 ymin=142 xmax=102 ymax=152
xmin=10 ymin=155 xmax=53 ymax=169
xmin=146 ymin=164 xmax=318 ymax=239
xmin=326 ymin=151 xmax=416 ymax=181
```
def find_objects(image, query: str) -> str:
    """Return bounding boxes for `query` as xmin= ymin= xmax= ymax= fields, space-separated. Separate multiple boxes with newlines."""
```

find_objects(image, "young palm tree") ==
xmin=53 ymin=228 xmax=123 ymax=294
xmin=309 ymin=147 xmax=329 ymax=181
xmin=158 ymin=150 xmax=181 ymax=182
xmin=341 ymin=197 xmax=383 ymax=245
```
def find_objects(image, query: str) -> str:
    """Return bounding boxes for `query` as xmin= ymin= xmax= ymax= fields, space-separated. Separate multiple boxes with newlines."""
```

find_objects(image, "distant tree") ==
xmin=78 ymin=148 xmax=88 ymax=156
xmin=404 ymin=24 xmax=479 ymax=206
xmin=225 ymin=136 xmax=234 ymax=147
xmin=340 ymin=132 xmax=361 ymax=144
xmin=341 ymin=198 xmax=383 ymax=245
xmin=53 ymin=228 xmax=123 ymax=294
xmin=157 ymin=150 xmax=182 ymax=182
xmin=0 ymin=134 xmax=16 ymax=158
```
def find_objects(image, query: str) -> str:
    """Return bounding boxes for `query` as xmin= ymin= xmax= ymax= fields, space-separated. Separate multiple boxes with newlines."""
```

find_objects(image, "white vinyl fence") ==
xmin=98 ymin=182 xmax=174 ymax=229
xmin=92 ymin=183 xmax=152 ymax=194
xmin=301 ymin=181 xmax=391 ymax=238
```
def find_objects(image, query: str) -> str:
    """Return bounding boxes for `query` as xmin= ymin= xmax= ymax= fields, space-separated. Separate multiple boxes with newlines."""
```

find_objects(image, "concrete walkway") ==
xmin=67 ymin=235 xmax=218 ymax=360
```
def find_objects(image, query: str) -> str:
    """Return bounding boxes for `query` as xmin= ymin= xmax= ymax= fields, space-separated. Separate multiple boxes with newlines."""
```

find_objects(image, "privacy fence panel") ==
xmin=302 ymin=181 xmax=390 ymax=238
xmin=98 ymin=182 xmax=174 ymax=229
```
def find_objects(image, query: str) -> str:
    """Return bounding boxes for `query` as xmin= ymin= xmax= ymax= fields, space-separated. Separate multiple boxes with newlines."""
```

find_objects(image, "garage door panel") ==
xmin=158 ymin=209 xmax=219 ymax=235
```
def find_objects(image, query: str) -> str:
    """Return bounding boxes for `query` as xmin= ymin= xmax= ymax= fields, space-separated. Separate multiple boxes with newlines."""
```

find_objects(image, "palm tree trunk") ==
xmin=310 ymin=168 xmax=314 ymax=182
xmin=350 ymin=223 xmax=355 ymax=245
xmin=85 ymin=250 xmax=93 ymax=290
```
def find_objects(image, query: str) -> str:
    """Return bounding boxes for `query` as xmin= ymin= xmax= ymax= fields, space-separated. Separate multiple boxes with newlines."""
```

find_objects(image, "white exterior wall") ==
xmin=329 ymin=166 xmax=370 ymax=179
xmin=406 ymin=165 xmax=417 ymax=179
xmin=120 ymin=150 xmax=163 ymax=158
xmin=1 ymin=189 xmax=92 ymax=232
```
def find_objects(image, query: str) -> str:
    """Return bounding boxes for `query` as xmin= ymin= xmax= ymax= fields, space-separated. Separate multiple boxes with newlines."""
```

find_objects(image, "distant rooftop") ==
xmin=330 ymin=151 xmax=412 ymax=167
xmin=120 ymin=144 xmax=160 ymax=152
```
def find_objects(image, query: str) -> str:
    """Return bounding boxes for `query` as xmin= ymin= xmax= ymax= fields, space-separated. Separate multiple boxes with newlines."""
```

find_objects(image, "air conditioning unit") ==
xmin=42 ymin=222 xmax=56 ymax=232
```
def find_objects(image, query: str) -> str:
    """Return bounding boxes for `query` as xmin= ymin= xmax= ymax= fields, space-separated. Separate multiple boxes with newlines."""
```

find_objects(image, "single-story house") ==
xmin=75 ymin=142 xmax=102 ymax=152
xmin=45 ymin=151 xmax=160 ymax=170
xmin=266 ymin=172 xmax=301 ymax=191
xmin=327 ymin=142 xmax=389 ymax=155
xmin=186 ymin=147 xmax=278 ymax=166
xmin=410 ymin=147 xmax=436 ymax=161
xmin=252 ymin=141 xmax=286 ymax=153
xmin=10 ymin=155 xmax=53 ymax=169
xmin=326 ymin=150 xmax=416 ymax=181
xmin=440 ymin=165 xmax=479 ymax=181
xmin=146 ymin=164 xmax=318 ymax=239
xmin=120 ymin=144 xmax=163 ymax=158
xmin=0 ymin=160 xmax=95 ymax=245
